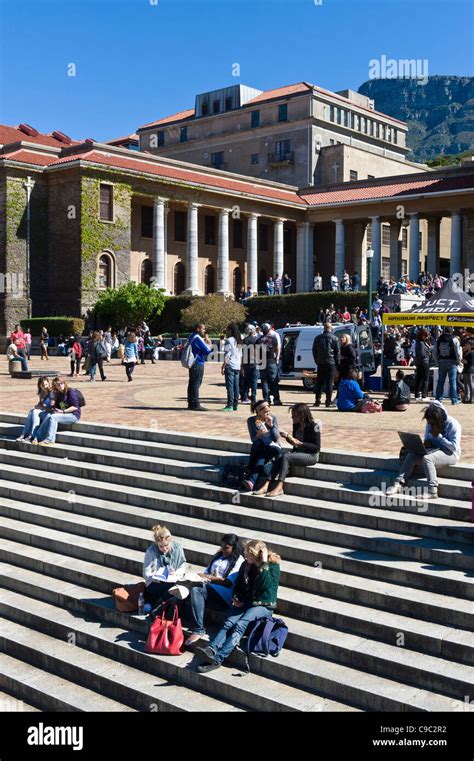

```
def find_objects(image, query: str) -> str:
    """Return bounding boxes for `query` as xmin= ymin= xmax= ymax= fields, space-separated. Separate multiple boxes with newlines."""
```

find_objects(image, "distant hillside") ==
xmin=358 ymin=76 xmax=474 ymax=162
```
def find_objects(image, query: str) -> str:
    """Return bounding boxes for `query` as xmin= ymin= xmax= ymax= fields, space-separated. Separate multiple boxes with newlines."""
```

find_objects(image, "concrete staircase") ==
xmin=0 ymin=411 xmax=472 ymax=713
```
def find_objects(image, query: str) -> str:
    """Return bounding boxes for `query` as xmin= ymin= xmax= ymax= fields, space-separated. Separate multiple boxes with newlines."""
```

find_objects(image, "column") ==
xmin=217 ymin=209 xmax=231 ymax=295
xmin=333 ymin=219 xmax=345 ymax=282
xmin=408 ymin=213 xmax=420 ymax=282
xmin=296 ymin=222 xmax=307 ymax=292
xmin=163 ymin=205 xmax=170 ymax=293
xmin=450 ymin=211 xmax=462 ymax=275
xmin=273 ymin=218 xmax=285 ymax=278
xmin=184 ymin=202 xmax=201 ymax=295
xmin=369 ymin=215 xmax=381 ymax=285
xmin=152 ymin=197 xmax=167 ymax=289
xmin=247 ymin=213 xmax=259 ymax=294
xmin=389 ymin=220 xmax=402 ymax=279
xmin=306 ymin=222 xmax=314 ymax=291
xmin=427 ymin=217 xmax=441 ymax=276
xmin=353 ymin=223 xmax=365 ymax=285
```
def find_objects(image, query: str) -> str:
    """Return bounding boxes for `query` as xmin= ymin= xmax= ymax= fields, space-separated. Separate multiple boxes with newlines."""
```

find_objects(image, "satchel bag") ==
xmin=360 ymin=398 xmax=382 ymax=414
xmin=112 ymin=581 xmax=146 ymax=612
xmin=145 ymin=600 xmax=184 ymax=656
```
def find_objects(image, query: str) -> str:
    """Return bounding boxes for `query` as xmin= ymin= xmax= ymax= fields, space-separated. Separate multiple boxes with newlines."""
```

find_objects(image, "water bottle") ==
xmin=138 ymin=592 xmax=144 ymax=616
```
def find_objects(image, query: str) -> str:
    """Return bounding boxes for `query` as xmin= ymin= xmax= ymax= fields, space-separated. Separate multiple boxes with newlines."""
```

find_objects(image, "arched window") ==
xmin=232 ymin=266 xmax=242 ymax=300
xmin=98 ymin=253 xmax=113 ymax=289
xmin=204 ymin=264 xmax=215 ymax=294
xmin=258 ymin=269 xmax=267 ymax=293
xmin=173 ymin=261 xmax=185 ymax=295
xmin=141 ymin=258 xmax=153 ymax=286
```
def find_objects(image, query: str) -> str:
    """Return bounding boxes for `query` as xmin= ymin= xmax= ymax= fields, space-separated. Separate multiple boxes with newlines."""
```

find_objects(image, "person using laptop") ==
xmin=386 ymin=401 xmax=462 ymax=500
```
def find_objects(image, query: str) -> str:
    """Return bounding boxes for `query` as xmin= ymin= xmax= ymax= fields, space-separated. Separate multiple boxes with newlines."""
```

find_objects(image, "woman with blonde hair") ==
xmin=143 ymin=524 xmax=186 ymax=608
xmin=196 ymin=539 xmax=281 ymax=673
xmin=17 ymin=376 xmax=55 ymax=442
xmin=31 ymin=376 xmax=82 ymax=445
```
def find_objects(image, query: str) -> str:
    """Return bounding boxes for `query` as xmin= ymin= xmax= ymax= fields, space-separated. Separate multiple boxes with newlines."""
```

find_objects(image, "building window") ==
xmin=341 ymin=110 xmax=347 ymax=126
xmin=251 ymin=153 xmax=259 ymax=165
xmin=201 ymin=101 xmax=209 ymax=117
xmin=258 ymin=269 xmax=267 ymax=292
xmin=387 ymin=127 xmax=392 ymax=142
xmin=392 ymin=129 xmax=397 ymax=144
xmin=349 ymin=170 xmax=358 ymax=181
xmin=233 ymin=219 xmax=243 ymax=249
xmin=353 ymin=114 xmax=359 ymax=130
xmin=157 ymin=131 xmax=165 ymax=147
xmin=211 ymin=151 xmax=224 ymax=169
xmin=98 ymin=254 xmax=113 ymax=289
xmin=204 ymin=264 xmax=215 ymax=294
xmin=401 ymin=259 xmax=408 ymax=276
xmin=180 ymin=126 xmax=187 ymax=143
xmin=233 ymin=266 xmax=242 ymax=299
xmin=336 ymin=108 xmax=341 ymax=125
xmin=205 ymin=215 xmax=216 ymax=245
xmin=275 ymin=139 xmax=291 ymax=160
xmin=212 ymin=99 xmax=220 ymax=114
xmin=329 ymin=105 xmax=335 ymax=122
xmin=225 ymin=97 xmax=232 ymax=111
xmin=419 ymin=231 xmax=423 ymax=253
xmin=173 ymin=261 xmax=185 ymax=294
xmin=382 ymin=224 xmax=390 ymax=246
xmin=141 ymin=258 xmax=152 ymax=285
xmin=329 ymin=138 xmax=335 ymax=145
xmin=141 ymin=206 xmax=153 ymax=238
xmin=174 ymin=210 xmax=186 ymax=242
xmin=349 ymin=112 xmax=355 ymax=129
xmin=278 ymin=104 xmax=288 ymax=122
xmin=251 ymin=110 xmax=260 ymax=128
xmin=258 ymin=223 xmax=268 ymax=251
xmin=402 ymin=228 xmax=408 ymax=248
xmin=382 ymin=257 xmax=390 ymax=279
xmin=360 ymin=117 xmax=366 ymax=133
xmin=99 ymin=184 xmax=113 ymax=221
xmin=366 ymin=222 xmax=372 ymax=245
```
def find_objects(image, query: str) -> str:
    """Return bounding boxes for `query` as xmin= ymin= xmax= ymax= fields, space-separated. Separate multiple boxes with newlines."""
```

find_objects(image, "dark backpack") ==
xmin=222 ymin=463 xmax=247 ymax=490
xmin=74 ymin=389 xmax=86 ymax=408
xmin=242 ymin=616 xmax=289 ymax=673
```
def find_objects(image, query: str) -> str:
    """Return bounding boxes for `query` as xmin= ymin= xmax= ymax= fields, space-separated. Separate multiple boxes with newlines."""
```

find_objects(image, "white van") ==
xmin=277 ymin=323 xmax=375 ymax=390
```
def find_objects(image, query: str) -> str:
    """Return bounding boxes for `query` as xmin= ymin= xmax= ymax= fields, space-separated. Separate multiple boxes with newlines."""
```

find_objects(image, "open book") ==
xmin=152 ymin=565 xmax=203 ymax=584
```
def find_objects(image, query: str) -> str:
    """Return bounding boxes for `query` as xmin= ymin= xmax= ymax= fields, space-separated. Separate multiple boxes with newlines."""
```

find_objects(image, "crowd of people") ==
xmin=315 ymin=270 xmax=447 ymax=296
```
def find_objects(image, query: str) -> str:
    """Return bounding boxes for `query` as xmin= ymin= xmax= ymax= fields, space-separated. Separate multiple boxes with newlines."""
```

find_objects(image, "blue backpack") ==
xmin=242 ymin=616 xmax=289 ymax=673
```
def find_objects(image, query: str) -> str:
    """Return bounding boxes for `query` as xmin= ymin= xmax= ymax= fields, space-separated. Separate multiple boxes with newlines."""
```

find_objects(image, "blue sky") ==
xmin=0 ymin=0 xmax=472 ymax=142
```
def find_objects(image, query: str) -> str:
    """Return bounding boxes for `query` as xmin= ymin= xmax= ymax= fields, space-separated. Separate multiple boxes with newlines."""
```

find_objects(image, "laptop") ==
xmin=398 ymin=432 xmax=428 ymax=456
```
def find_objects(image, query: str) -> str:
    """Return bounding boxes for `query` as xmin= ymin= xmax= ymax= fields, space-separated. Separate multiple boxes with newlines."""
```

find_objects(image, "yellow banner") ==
xmin=383 ymin=312 xmax=474 ymax=326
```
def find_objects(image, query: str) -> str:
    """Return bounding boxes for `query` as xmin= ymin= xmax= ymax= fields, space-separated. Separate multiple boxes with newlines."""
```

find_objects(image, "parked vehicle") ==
xmin=277 ymin=323 xmax=375 ymax=390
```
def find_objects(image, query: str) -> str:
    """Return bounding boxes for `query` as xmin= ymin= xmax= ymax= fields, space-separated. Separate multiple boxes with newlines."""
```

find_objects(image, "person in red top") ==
xmin=10 ymin=324 xmax=27 ymax=359
xmin=340 ymin=307 xmax=351 ymax=323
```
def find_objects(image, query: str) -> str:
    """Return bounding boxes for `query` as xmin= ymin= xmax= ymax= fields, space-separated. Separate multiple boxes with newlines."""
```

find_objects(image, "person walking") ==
xmin=222 ymin=322 xmax=243 ymax=411
xmin=103 ymin=326 xmax=113 ymax=361
xmin=435 ymin=327 xmax=462 ymax=405
xmin=89 ymin=330 xmax=107 ymax=383
xmin=122 ymin=331 xmax=139 ymax=381
xmin=266 ymin=403 xmax=321 ymax=497
xmin=24 ymin=328 xmax=32 ymax=360
xmin=241 ymin=325 xmax=259 ymax=405
xmin=40 ymin=327 xmax=49 ymax=360
xmin=257 ymin=323 xmax=281 ymax=406
xmin=68 ymin=334 xmax=83 ymax=377
xmin=313 ymin=322 xmax=340 ymax=408
xmin=187 ymin=323 xmax=213 ymax=411
xmin=413 ymin=329 xmax=432 ymax=401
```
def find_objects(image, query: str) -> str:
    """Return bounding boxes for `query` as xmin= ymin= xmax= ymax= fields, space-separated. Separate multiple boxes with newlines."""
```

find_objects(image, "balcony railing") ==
xmin=267 ymin=151 xmax=294 ymax=166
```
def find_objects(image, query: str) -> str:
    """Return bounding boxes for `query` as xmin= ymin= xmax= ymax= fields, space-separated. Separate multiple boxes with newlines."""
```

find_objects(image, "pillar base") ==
xmin=216 ymin=290 xmax=233 ymax=298
xmin=182 ymin=288 xmax=203 ymax=297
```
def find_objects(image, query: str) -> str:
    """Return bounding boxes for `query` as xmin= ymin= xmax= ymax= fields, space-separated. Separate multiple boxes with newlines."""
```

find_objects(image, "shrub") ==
xmin=149 ymin=295 xmax=193 ymax=334
xmin=246 ymin=291 xmax=372 ymax=327
xmin=92 ymin=282 xmax=167 ymax=329
xmin=21 ymin=317 xmax=85 ymax=337
xmin=180 ymin=294 xmax=248 ymax=335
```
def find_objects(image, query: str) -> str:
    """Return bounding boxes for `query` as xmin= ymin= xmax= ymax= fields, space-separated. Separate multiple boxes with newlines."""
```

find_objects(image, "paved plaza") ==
xmin=1 ymin=356 xmax=472 ymax=461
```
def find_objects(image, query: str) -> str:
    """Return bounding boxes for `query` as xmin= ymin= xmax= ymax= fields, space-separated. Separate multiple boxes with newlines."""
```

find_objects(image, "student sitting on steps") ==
xmin=31 ymin=377 xmax=82 ymax=446
xmin=143 ymin=524 xmax=187 ymax=609
xmin=265 ymin=403 xmax=321 ymax=498
xmin=240 ymin=399 xmax=282 ymax=494
xmin=196 ymin=539 xmax=281 ymax=673
xmin=17 ymin=376 xmax=56 ymax=442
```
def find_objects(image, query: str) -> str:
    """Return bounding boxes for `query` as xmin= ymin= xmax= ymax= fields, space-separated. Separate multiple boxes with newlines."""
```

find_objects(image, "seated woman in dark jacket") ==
xmin=265 ymin=403 xmax=320 ymax=497
xmin=382 ymin=369 xmax=411 ymax=411
xmin=240 ymin=399 xmax=282 ymax=495
xmin=31 ymin=376 xmax=82 ymax=445
xmin=196 ymin=539 xmax=281 ymax=673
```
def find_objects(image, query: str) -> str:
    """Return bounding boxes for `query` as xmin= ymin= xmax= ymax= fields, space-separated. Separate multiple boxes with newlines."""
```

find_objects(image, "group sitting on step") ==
xmin=16 ymin=375 xmax=84 ymax=446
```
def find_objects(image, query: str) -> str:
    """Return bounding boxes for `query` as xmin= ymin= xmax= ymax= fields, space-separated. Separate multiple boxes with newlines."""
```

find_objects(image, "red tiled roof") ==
xmin=0 ymin=124 xmax=79 ymax=148
xmin=48 ymin=149 xmax=306 ymax=205
xmin=245 ymin=82 xmax=313 ymax=105
xmin=107 ymin=134 xmax=139 ymax=145
xmin=0 ymin=148 xmax=58 ymax=166
xmin=300 ymin=173 xmax=474 ymax=205
xmin=139 ymin=109 xmax=196 ymax=131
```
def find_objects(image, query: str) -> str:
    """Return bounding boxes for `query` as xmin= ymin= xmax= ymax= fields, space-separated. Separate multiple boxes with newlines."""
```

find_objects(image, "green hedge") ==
xmin=246 ymin=291 xmax=372 ymax=327
xmin=149 ymin=295 xmax=193 ymax=334
xmin=20 ymin=317 xmax=85 ymax=337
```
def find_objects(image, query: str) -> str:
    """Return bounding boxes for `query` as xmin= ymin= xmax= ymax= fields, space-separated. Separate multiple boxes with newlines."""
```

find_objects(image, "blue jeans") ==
xmin=209 ymin=605 xmax=272 ymax=664
xmin=247 ymin=440 xmax=282 ymax=486
xmin=242 ymin=366 xmax=258 ymax=402
xmin=260 ymin=364 xmax=280 ymax=403
xmin=225 ymin=367 xmax=240 ymax=408
xmin=436 ymin=363 xmax=460 ymax=403
xmin=34 ymin=412 xmax=78 ymax=443
xmin=189 ymin=583 xmax=229 ymax=635
xmin=10 ymin=356 xmax=28 ymax=372
xmin=188 ymin=363 xmax=205 ymax=409
xmin=22 ymin=408 xmax=42 ymax=437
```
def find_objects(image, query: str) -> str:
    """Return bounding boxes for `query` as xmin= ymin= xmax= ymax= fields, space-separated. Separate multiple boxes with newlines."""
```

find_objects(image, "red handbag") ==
xmin=145 ymin=602 xmax=184 ymax=656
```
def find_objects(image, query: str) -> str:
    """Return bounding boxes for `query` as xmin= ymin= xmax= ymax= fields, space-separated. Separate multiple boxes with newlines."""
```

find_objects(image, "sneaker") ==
xmin=38 ymin=441 xmax=53 ymax=447
xmin=240 ymin=479 xmax=254 ymax=493
xmin=241 ymin=398 xmax=251 ymax=404
xmin=386 ymin=481 xmax=404 ymax=496
xmin=195 ymin=645 xmax=217 ymax=664
xmin=16 ymin=436 xmax=26 ymax=442
xmin=314 ymin=401 xmax=321 ymax=408
xmin=418 ymin=490 xmax=438 ymax=501
xmin=223 ymin=407 xmax=233 ymax=412
xmin=421 ymin=397 xmax=430 ymax=402
xmin=452 ymin=400 xmax=462 ymax=405
xmin=197 ymin=662 xmax=221 ymax=674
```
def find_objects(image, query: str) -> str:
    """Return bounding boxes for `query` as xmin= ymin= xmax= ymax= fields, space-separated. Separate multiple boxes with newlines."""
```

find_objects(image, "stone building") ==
xmin=0 ymin=123 xmax=473 ymax=334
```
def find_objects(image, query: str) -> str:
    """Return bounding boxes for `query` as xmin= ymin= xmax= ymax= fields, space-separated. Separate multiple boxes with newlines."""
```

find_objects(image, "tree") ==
xmin=180 ymin=294 xmax=248 ymax=335
xmin=93 ymin=282 xmax=167 ymax=328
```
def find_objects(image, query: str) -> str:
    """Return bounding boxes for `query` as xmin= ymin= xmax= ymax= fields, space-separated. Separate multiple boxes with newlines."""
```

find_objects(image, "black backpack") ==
xmin=74 ymin=389 xmax=86 ymax=408
xmin=222 ymin=463 xmax=247 ymax=490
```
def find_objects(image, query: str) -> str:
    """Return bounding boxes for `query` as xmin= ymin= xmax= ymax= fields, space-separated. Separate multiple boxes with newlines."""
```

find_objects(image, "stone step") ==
xmin=0 ymin=440 xmax=469 ymax=526
xmin=2 ymin=495 xmax=474 ymax=603
xmin=2 ymin=565 xmax=473 ymax=703
xmin=1 ymin=413 xmax=472 ymax=482
xmin=2 ymin=523 xmax=474 ymax=635
xmin=0 ymin=689 xmax=41 ymax=712
xmin=0 ymin=592 xmax=357 ymax=713
xmin=3 ymin=586 xmax=469 ymax=712
xmin=0 ymin=652 xmax=134 ymax=712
